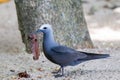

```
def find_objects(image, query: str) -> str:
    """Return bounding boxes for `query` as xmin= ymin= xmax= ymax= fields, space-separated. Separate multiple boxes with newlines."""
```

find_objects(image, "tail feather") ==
xmin=79 ymin=51 xmax=110 ymax=60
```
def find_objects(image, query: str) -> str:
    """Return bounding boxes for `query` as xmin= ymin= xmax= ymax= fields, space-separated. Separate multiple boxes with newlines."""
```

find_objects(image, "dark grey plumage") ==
xmin=35 ymin=24 xmax=109 ymax=76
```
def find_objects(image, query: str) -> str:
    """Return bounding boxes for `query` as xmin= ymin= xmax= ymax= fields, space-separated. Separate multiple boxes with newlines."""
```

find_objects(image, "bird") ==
xmin=35 ymin=24 xmax=109 ymax=76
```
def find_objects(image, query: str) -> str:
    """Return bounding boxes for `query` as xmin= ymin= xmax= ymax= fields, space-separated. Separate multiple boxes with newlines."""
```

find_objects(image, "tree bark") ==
xmin=14 ymin=0 xmax=93 ymax=53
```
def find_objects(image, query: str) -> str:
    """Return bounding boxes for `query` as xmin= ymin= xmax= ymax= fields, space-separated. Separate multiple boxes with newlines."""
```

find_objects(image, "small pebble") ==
xmin=10 ymin=69 xmax=15 ymax=72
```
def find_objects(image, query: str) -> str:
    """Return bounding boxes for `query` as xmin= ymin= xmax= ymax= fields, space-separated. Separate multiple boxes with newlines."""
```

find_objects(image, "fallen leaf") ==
xmin=18 ymin=71 xmax=30 ymax=78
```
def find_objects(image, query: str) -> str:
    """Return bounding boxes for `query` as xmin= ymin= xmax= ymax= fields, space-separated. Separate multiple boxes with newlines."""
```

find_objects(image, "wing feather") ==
xmin=51 ymin=46 xmax=87 ymax=59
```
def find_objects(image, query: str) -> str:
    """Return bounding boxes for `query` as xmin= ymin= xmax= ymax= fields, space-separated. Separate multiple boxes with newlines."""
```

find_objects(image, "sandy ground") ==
xmin=0 ymin=0 xmax=120 ymax=80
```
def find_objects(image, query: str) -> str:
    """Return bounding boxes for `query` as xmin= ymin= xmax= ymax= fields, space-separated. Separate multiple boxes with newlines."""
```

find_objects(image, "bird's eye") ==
xmin=43 ymin=27 xmax=47 ymax=29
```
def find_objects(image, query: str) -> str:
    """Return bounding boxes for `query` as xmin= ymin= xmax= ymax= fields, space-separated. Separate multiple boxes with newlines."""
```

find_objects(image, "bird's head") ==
xmin=35 ymin=24 xmax=52 ymax=34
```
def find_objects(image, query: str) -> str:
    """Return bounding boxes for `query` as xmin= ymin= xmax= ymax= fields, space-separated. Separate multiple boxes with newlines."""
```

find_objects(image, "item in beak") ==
xmin=29 ymin=34 xmax=40 ymax=60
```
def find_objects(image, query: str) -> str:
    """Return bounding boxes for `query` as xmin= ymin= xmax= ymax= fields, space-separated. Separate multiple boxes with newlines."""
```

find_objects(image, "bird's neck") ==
xmin=43 ymin=31 xmax=57 ymax=48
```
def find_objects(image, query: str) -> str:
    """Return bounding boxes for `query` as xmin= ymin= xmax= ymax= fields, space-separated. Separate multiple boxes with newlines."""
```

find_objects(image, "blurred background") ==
xmin=0 ymin=0 xmax=120 ymax=53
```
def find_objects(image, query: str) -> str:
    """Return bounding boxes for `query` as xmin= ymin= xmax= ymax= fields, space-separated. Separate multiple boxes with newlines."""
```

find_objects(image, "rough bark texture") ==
xmin=14 ymin=0 xmax=93 ymax=53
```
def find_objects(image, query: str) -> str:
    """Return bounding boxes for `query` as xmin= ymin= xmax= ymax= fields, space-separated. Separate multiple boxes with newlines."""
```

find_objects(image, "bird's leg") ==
xmin=53 ymin=66 xmax=65 ymax=76
xmin=53 ymin=66 xmax=64 ymax=77
xmin=61 ymin=66 xmax=64 ymax=76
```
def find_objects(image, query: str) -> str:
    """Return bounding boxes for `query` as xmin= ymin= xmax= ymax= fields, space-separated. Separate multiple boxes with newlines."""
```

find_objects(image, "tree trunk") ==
xmin=14 ymin=0 xmax=93 ymax=53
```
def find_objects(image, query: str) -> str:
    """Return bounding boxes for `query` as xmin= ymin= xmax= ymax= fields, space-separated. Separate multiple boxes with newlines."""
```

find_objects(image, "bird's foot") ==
xmin=54 ymin=74 xmax=63 ymax=78
xmin=52 ymin=70 xmax=64 ymax=78
xmin=52 ymin=66 xmax=64 ymax=77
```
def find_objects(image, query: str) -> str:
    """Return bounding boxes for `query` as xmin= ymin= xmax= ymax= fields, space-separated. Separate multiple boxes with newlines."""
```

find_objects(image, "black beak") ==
xmin=34 ymin=29 xmax=41 ymax=34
